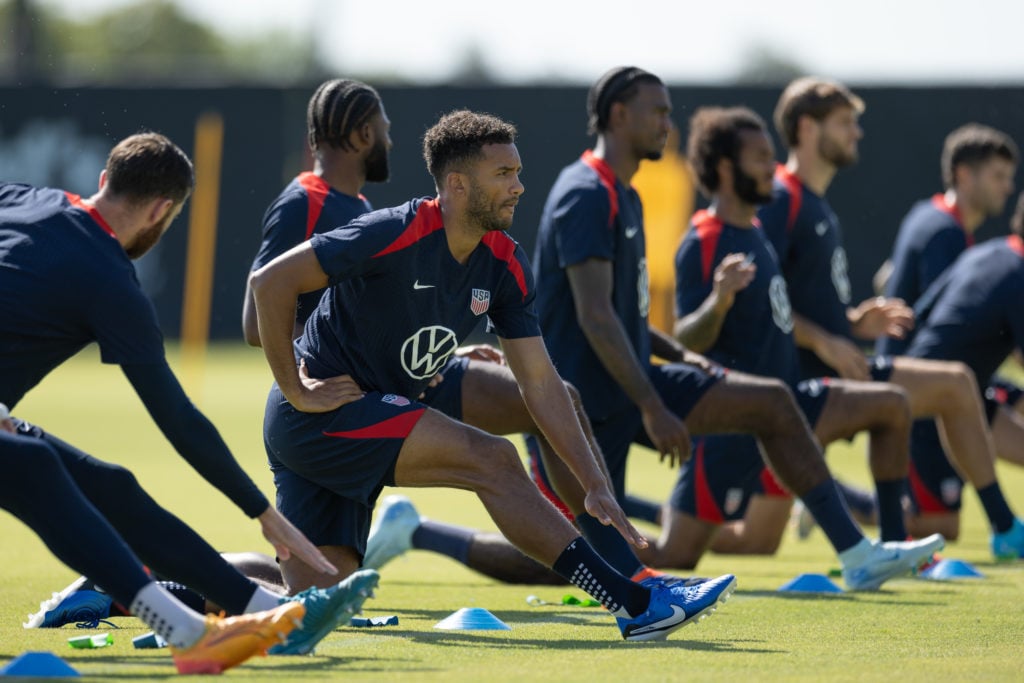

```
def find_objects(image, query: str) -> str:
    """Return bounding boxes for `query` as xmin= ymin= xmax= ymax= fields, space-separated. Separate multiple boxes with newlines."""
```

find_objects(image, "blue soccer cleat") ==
xmin=269 ymin=569 xmax=380 ymax=655
xmin=842 ymin=534 xmax=945 ymax=591
xmin=363 ymin=495 xmax=422 ymax=570
xmin=617 ymin=573 xmax=736 ymax=642
xmin=24 ymin=576 xmax=113 ymax=629
xmin=991 ymin=518 xmax=1024 ymax=561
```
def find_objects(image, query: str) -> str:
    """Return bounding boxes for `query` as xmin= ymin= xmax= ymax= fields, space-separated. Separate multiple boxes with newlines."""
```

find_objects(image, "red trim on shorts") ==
xmin=774 ymin=164 xmax=804 ymax=233
xmin=759 ymin=467 xmax=791 ymax=498
xmin=297 ymin=172 xmax=330 ymax=240
xmin=372 ymin=199 xmax=445 ymax=258
xmin=694 ymin=442 xmax=725 ymax=523
xmin=580 ymin=150 xmax=620 ymax=228
xmin=481 ymin=231 xmax=529 ymax=301
xmin=65 ymin=192 xmax=117 ymax=239
xmin=907 ymin=459 xmax=948 ymax=514
xmin=528 ymin=452 xmax=575 ymax=522
xmin=691 ymin=209 xmax=725 ymax=285
xmin=322 ymin=408 xmax=426 ymax=439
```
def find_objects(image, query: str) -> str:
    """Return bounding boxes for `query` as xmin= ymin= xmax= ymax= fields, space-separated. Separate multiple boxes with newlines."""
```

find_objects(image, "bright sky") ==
xmin=39 ymin=0 xmax=1024 ymax=84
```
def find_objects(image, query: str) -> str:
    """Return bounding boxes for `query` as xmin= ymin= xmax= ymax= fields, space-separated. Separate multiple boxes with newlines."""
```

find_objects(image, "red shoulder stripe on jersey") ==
xmin=64 ymin=192 xmax=116 ymax=238
xmin=908 ymin=460 xmax=948 ymax=514
xmin=693 ymin=442 xmax=725 ymax=524
xmin=691 ymin=209 xmax=725 ymax=285
xmin=581 ymin=150 xmax=619 ymax=228
xmin=774 ymin=164 xmax=803 ymax=233
xmin=322 ymin=407 xmax=426 ymax=439
xmin=297 ymin=172 xmax=330 ymax=240
xmin=372 ymin=198 xmax=445 ymax=258
xmin=481 ymin=231 xmax=528 ymax=301
xmin=1008 ymin=234 xmax=1024 ymax=258
xmin=930 ymin=193 xmax=971 ymax=245
xmin=759 ymin=467 xmax=790 ymax=498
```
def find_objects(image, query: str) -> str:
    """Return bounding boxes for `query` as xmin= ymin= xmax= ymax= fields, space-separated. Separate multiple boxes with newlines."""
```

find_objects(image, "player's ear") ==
xmin=445 ymin=170 xmax=467 ymax=196
xmin=98 ymin=169 xmax=108 ymax=191
xmin=147 ymin=198 xmax=175 ymax=225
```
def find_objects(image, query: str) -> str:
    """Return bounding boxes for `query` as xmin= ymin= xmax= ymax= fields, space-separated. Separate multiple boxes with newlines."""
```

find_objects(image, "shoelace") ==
xmin=75 ymin=618 xmax=118 ymax=629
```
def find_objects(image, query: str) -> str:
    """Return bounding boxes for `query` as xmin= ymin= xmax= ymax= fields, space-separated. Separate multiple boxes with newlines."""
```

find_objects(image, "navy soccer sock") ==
xmin=412 ymin=520 xmax=475 ymax=564
xmin=575 ymin=512 xmax=645 ymax=577
xmin=874 ymin=479 xmax=907 ymax=542
xmin=835 ymin=479 xmax=878 ymax=521
xmin=551 ymin=536 xmax=649 ymax=618
xmin=977 ymin=482 xmax=1015 ymax=533
xmin=800 ymin=478 xmax=864 ymax=553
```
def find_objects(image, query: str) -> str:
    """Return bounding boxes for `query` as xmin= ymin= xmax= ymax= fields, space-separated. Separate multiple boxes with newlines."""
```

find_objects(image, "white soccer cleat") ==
xmin=363 ymin=495 xmax=422 ymax=570
xmin=842 ymin=534 xmax=945 ymax=591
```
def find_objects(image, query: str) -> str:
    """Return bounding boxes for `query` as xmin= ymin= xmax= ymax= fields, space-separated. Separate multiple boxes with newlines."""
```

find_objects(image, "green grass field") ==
xmin=2 ymin=344 xmax=1022 ymax=681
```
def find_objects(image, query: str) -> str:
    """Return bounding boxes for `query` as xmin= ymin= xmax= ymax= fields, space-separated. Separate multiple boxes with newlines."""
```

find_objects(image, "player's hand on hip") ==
xmin=456 ymin=343 xmax=506 ymax=365
xmin=640 ymin=402 xmax=692 ymax=467
xmin=256 ymin=507 xmax=338 ymax=576
xmin=583 ymin=485 xmax=649 ymax=549
xmin=291 ymin=359 xmax=365 ymax=413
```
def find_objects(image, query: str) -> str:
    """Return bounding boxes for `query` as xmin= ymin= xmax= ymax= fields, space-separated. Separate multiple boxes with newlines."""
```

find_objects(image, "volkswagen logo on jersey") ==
xmin=401 ymin=326 xmax=458 ymax=380
xmin=470 ymin=289 xmax=491 ymax=316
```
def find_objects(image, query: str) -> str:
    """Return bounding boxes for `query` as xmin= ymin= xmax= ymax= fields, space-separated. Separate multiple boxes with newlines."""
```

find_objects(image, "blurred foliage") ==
xmin=1 ymin=0 xmax=322 ymax=84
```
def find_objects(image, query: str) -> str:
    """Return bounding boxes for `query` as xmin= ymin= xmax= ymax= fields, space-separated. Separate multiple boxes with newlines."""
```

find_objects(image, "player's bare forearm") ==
xmin=649 ymin=326 xmax=685 ymax=363
xmin=673 ymin=292 xmax=730 ymax=353
xmin=500 ymin=337 xmax=607 ymax=492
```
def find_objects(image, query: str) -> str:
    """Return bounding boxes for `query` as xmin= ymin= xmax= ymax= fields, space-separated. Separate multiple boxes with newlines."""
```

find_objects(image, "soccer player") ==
xmin=898 ymin=192 xmax=1024 ymax=554
xmin=251 ymin=109 xmax=736 ymax=641
xmin=759 ymin=76 xmax=1024 ymax=551
xmin=530 ymin=66 xmax=941 ymax=589
xmin=0 ymin=133 xmax=373 ymax=661
xmin=665 ymin=105 xmax=923 ymax=566
xmin=241 ymin=78 xmax=664 ymax=588
xmin=875 ymin=123 xmax=1024 ymax=467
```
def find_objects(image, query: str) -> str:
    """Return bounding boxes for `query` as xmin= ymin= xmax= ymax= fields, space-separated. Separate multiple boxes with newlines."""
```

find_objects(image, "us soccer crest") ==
xmin=470 ymin=288 xmax=491 ymax=316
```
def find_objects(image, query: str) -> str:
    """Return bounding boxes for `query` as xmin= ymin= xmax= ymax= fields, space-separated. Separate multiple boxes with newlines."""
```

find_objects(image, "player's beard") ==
xmin=364 ymin=137 xmax=390 ymax=183
xmin=466 ymin=180 xmax=514 ymax=233
xmin=125 ymin=212 xmax=174 ymax=259
xmin=733 ymin=165 xmax=773 ymax=205
xmin=819 ymin=134 xmax=858 ymax=168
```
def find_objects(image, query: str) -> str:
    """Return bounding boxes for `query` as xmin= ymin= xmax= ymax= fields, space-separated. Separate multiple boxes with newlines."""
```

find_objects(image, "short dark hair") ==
xmin=1010 ymin=192 xmax=1024 ymax=238
xmin=941 ymin=123 xmax=1019 ymax=190
xmin=774 ymin=76 xmax=864 ymax=149
xmin=422 ymin=110 xmax=517 ymax=184
xmin=307 ymin=78 xmax=383 ymax=152
xmin=686 ymin=106 xmax=768 ymax=196
xmin=587 ymin=66 xmax=664 ymax=135
xmin=104 ymin=132 xmax=193 ymax=204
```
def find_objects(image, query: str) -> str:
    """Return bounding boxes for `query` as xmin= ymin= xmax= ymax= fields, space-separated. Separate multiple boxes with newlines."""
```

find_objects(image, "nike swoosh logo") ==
xmin=625 ymin=226 xmax=639 ymax=239
xmin=629 ymin=604 xmax=686 ymax=634
xmin=413 ymin=281 xmax=435 ymax=290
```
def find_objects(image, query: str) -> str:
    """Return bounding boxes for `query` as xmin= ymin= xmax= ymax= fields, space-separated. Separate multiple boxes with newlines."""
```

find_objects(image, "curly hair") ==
xmin=422 ymin=110 xmax=517 ymax=184
xmin=686 ymin=106 xmax=768 ymax=196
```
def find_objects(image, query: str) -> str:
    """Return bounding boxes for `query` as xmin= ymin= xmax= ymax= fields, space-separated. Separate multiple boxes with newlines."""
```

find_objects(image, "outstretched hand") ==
xmin=584 ymin=485 xmax=649 ymax=550
xmin=641 ymin=402 xmax=692 ymax=468
xmin=850 ymin=296 xmax=914 ymax=340
xmin=257 ymin=506 xmax=338 ymax=576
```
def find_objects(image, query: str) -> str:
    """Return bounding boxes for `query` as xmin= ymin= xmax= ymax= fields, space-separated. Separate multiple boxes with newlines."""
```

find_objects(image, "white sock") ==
xmin=129 ymin=583 xmax=208 ymax=649
xmin=838 ymin=537 xmax=874 ymax=568
xmin=244 ymin=586 xmax=284 ymax=614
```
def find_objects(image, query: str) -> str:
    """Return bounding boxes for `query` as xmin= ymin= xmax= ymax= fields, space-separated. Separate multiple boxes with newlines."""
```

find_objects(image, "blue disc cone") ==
xmin=0 ymin=651 xmax=80 ymax=677
xmin=778 ymin=573 xmax=844 ymax=593
xmin=919 ymin=558 xmax=984 ymax=580
xmin=434 ymin=607 xmax=511 ymax=631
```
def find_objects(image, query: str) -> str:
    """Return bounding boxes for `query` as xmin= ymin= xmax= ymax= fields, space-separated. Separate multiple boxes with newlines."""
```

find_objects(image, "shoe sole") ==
xmin=625 ymin=576 xmax=737 ymax=642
